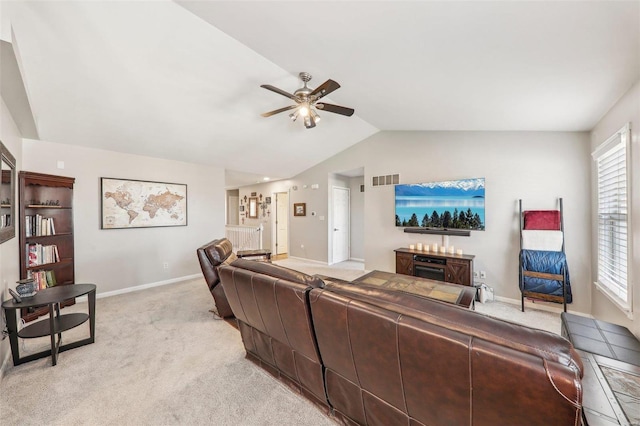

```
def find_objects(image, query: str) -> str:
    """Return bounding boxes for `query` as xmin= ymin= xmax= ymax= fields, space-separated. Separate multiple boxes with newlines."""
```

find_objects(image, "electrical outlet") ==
xmin=473 ymin=271 xmax=479 ymax=278
xmin=480 ymin=270 xmax=486 ymax=279
xmin=163 ymin=262 xmax=169 ymax=269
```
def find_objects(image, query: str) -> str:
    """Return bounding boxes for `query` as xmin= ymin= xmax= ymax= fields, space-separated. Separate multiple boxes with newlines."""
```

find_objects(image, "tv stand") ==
xmin=395 ymin=248 xmax=475 ymax=286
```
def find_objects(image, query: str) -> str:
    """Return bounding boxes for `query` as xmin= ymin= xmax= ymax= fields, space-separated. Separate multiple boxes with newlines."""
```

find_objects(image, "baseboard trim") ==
xmin=349 ymin=258 xmax=365 ymax=263
xmin=96 ymin=274 xmax=202 ymax=300
xmin=493 ymin=295 xmax=591 ymax=317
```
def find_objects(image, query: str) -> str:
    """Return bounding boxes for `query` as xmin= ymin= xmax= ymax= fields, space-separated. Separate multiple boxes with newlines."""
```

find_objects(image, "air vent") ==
xmin=372 ymin=174 xmax=399 ymax=187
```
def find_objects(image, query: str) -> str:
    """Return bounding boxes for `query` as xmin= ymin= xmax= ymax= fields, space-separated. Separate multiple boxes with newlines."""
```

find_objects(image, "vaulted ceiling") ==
xmin=2 ymin=1 xmax=638 ymax=187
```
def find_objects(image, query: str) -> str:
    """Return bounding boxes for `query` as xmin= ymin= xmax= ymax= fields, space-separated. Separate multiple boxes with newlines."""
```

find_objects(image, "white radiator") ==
xmin=225 ymin=225 xmax=263 ymax=251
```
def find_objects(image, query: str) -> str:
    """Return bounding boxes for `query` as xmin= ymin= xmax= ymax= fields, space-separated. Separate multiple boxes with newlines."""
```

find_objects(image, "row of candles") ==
xmin=409 ymin=242 xmax=463 ymax=256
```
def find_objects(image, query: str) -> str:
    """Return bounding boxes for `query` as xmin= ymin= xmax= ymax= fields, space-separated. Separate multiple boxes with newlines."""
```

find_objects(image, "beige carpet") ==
xmin=0 ymin=278 xmax=335 ymax=426
xmin=0 ymin=260 xmax=562 ymax=425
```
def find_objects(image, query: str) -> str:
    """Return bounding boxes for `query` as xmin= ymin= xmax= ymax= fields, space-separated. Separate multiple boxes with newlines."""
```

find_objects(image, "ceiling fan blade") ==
xmin=261 ymin=104 xmax=298 ymax=117
xmin=309 ymin=79 xmax=341 ymax=99
xmin=260 ymin=84 xmax=299 ymax=101
xmin=316 ymin=103 xmax=355 ymax=117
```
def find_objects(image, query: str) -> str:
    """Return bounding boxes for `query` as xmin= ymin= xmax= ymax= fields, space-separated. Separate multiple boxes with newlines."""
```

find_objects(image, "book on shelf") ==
xmin=26 ymin=243 xmax=60 ymax=266
xmin=25 ymin=215 xmax=56 ymax=237
xmin=45 ymin=270 xmax=57 ymax=287
xmin=27 ymin=270 xmax=57 ymax=290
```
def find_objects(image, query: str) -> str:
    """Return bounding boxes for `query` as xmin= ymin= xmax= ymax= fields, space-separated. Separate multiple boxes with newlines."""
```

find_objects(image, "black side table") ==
xmin=2 ymin=283 xmax=96 ymax=366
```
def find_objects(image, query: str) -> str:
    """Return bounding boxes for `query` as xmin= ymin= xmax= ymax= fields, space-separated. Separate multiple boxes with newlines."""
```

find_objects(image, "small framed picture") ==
xmin=294 ymin=203 xmax=306 ymax=217
xmin=239 ymin=205 xmax=244 ymax=212
xmin=265 ymin=196 xmax=271 ymax=204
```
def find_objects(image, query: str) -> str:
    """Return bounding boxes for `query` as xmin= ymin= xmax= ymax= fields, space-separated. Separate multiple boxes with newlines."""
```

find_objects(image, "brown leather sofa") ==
xmin=218 ymin=259 xmax=328 ymax=408
xmin=196 ymin=238 xmax=237 ymax=318
xmin=219 ymin=259 xmax=584 ymax=425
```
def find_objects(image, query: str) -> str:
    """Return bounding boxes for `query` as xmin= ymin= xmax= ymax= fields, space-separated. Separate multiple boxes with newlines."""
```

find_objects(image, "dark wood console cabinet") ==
xmin=395 ymin=248 xmax=475 ymax=286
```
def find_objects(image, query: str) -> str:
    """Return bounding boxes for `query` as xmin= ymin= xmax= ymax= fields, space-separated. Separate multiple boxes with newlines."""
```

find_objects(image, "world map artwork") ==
xmin=101 ymin=178 xmax=187 ymax=229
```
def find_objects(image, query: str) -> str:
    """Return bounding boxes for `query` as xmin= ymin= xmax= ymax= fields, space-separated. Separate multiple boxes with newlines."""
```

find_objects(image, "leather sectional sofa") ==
xmin=218 ymin=258 xmax=584 ymax=426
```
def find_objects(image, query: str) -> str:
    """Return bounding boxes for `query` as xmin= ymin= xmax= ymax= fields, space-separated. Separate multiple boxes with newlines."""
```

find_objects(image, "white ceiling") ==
xmin=2 ymin=1 xmax=639 ymax=187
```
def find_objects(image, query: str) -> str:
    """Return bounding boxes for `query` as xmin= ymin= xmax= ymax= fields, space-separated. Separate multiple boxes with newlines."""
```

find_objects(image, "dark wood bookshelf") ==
xmin=19 ymin=171 xmax=75 ymax=322
xmin=22 ymin=232 xmax=73 ymax=241
xmin=25 ymin=258 xmax=74 ymax=271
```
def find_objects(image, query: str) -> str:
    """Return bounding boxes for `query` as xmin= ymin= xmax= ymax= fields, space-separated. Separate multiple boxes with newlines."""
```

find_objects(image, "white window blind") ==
xmin=592 ymin=124 xmax=630 ymax=308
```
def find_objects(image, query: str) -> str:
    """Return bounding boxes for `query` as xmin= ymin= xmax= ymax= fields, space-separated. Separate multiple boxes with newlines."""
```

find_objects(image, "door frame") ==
xmin=274 ymin=191 xmax=289 ymax=256
xmin=329 ymin=185 xmax=350 ymax=265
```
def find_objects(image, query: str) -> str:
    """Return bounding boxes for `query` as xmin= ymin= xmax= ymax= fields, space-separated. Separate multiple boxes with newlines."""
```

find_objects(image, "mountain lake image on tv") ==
xmin=395 ymin=178 xmax=485 ymax=230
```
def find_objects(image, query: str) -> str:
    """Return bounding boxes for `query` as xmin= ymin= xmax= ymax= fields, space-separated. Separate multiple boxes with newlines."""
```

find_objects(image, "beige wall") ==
xmin=287 ymin=131 xmax=593 ymax=314
xmin=234 ymin=175 xmax=366 ymax=263
xmin=22 ymin=139 xmax=225 ymax=294
xmin=236 ymin=180 xmax=294 ymax=252
xmin=590 ymin=80 xmax=640 ymax=337
xmin=0 ymin=97 xmax=23 ymax=378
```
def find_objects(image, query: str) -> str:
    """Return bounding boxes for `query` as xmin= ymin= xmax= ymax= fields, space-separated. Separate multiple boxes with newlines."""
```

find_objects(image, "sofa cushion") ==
xmin=218 ymin=259 xmax=327 ymax=405
xmin=311 ymin=286 xmax=583 ymax=426
xmin=320 ymin=280 xmax=583 ymax=376
xmin=228 ymin=259 xmax=325 ymax=288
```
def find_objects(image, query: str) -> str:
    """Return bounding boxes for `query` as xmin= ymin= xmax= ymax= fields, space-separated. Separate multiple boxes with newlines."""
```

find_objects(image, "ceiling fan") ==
xmin=260 ymin=72 xmax=354 ymax=129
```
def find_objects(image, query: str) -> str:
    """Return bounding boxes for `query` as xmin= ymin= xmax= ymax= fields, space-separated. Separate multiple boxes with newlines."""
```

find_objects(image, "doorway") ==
xmin=226 ymin=189 xmax=239 ymax=225
xmin=331 ymin=186 xmax=350 ymax=264
xmin=275 ymin=192 xmax=289 ymax=256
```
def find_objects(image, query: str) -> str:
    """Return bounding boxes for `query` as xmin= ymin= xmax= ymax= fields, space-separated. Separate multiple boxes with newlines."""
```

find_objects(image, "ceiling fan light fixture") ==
xmin=260 ymin=72 xmax=354 ymax=129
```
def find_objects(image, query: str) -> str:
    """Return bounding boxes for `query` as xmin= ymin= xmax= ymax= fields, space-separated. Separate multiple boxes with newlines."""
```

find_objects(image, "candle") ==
xmin=457 ymin=249 xmax=463 ymax=255
xmin=432 ymin=243 xmax=438 ymax=252
xmin=440 ymin=246 xmax=446 ymax=254
xmin=424 ymin=243 xmax=430 ymax=252
xmin=416 ymin=243 xmax=423 ymax=251
xmin=409 ymin=244 xmax=415 ymax=250
xmin=449 ymin=246 xmax=455 ymax=254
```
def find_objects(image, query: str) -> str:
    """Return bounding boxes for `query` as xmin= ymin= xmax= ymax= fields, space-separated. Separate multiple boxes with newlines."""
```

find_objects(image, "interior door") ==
xmin=276 ymin=192 xmax=288 ymax=255
xmin=332 ymin=186 xmax=350 ymax=264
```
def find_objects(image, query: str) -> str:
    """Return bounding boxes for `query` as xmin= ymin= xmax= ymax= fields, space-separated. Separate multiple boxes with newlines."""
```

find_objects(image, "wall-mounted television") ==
xmin=395 ymin=178 xmax=485 ymax=230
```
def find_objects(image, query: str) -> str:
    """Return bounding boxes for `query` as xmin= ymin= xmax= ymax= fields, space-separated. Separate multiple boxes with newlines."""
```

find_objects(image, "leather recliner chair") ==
xmin=196 ymin=238 xmax=237 ymax=318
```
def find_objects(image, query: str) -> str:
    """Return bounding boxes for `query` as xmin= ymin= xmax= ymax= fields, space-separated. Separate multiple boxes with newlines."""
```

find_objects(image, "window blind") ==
xmin=593 ymin=125 xmax=629 ymax=305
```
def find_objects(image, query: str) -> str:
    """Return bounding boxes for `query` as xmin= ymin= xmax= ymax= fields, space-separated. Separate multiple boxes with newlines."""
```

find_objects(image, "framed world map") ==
xmin=100 ymin=178 xmax=187 ymax=229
